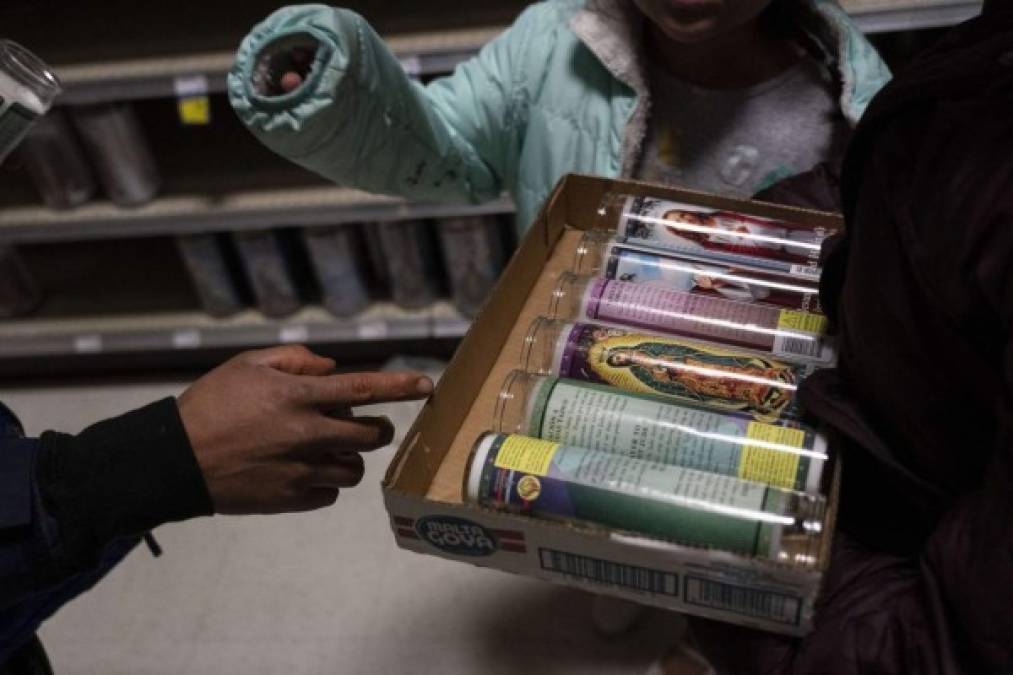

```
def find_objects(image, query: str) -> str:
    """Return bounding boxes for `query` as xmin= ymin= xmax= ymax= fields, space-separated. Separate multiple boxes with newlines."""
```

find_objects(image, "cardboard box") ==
xmin=382 ymin=174 xmax=842 ymax=636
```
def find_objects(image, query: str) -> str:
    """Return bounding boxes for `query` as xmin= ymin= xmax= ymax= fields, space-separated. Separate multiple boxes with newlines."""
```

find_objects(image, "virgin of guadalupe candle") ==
xmin=522 ymin=318 xmax=814 ymax=423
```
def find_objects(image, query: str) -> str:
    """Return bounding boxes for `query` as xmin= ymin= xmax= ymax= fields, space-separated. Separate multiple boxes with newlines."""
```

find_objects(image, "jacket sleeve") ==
xmin=920 ymin=457 xmax=1013 ymax=671
xmin=688 ymin=531 xmax=961 ymax=675
xmin=751 ymin=160 xmax=843 ymax=214
xmin=689 ymin=117 xmax=1013 ymax=675
xmin=228 ymin=3 xmax=551 ymax=204
xmin=909 ymin=161 xmax=1013 ymax=674
xmin=1 ymin=398 xmax=214 ymax=609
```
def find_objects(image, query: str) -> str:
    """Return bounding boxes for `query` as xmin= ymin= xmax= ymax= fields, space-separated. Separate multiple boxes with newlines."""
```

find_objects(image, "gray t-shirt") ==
xmin=634 ymin=58 xmax=848 ymax=197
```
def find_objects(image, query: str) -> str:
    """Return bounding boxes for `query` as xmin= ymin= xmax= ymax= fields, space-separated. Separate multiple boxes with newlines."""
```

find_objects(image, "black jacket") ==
xmin=694 ymin=8 xmax=1013 ymax=673
xmin=0 ymin=399 xmax=212 ymax=663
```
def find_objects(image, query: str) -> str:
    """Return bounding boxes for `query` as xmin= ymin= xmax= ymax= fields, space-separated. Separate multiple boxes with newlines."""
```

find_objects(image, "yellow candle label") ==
xmin=495 ymin=436 xmax=560 ymax=476
xmin=777 ymin=310 xmax=828 ymax=335
xmin=739 ymin=422 xmax=806 ymax=490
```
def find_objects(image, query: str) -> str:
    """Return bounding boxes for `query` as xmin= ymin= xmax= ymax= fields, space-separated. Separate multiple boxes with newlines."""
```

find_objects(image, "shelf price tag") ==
xmin=433 ymin=319 xmax=470 ymax=339
xmin=357 ymin=320 xmax=388 ymax=340
xmin=172 ymin=329 xmax=201 ymax=349
xmin=174 ymin=75 xmax=211 ymax=126
xmin=279 ymin=324 xmax=309 ymax=344
xmin=73 ymin=334 xmax=103 ymax=354
xmin=399 ymin=55 xmax=422 ymax=80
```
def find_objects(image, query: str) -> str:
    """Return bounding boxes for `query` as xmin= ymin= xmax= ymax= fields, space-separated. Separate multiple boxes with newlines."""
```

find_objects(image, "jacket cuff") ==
xmin=36 ymin=398 xmax=213 ymax=567
xmin=228 ymin=5 xmax=348 ymax=137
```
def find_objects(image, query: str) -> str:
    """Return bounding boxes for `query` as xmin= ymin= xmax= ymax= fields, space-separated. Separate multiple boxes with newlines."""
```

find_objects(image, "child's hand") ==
xmin=281 ymin=72 xmax=303 ymax=92
xmin=280 ymin=46 xmax=315 ymax=93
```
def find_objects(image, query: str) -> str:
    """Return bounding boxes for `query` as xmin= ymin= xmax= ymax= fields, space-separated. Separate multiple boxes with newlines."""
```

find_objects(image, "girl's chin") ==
xmin=654 ymin=19 xmax=725 ymax=44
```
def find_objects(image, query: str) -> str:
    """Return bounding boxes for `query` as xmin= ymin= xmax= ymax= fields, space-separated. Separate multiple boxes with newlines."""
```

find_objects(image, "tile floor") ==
xmin=2 ymin=371 xmax=688 ymax=674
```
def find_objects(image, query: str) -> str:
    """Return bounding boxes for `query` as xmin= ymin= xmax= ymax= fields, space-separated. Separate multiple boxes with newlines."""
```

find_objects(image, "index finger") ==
xmin=300 ymin=371 xmax=434 ymax=407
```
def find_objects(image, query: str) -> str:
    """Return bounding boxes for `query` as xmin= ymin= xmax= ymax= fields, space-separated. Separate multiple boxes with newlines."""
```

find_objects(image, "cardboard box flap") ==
xmin=383 ymin=177 xmax=571 ymax=496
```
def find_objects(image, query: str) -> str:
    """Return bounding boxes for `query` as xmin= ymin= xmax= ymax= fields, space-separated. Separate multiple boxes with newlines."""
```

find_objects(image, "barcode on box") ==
xmin=773 ymin=334 xmax=822 ymax=359
xmin=539 ymin=548 xmax=678 ymax=596
xmin=684 ymin=576 xmax=801 ymax=626
xmin=788 ymin=263 xmax=821 ymax=281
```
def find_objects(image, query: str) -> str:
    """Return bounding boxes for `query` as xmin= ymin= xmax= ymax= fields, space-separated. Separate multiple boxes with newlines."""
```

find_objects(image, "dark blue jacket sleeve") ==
xmin=0 ymin=436 xmax=51 ymax=607
xmin=0 ymin=398 xmax=213 ymax=658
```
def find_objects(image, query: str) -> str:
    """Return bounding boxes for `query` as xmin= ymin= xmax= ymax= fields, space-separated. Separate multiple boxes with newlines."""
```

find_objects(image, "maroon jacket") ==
xmin=692 ymin=9 xmax=1013 ymax=674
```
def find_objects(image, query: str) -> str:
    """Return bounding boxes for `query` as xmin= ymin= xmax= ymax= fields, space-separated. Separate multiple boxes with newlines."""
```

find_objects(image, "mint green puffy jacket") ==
xmin=229 ymin=1 xmax=890 ymax=231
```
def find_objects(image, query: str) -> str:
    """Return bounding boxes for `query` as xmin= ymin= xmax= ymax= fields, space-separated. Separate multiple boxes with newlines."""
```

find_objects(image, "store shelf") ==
xmin=842 ymin=0 xmax=981 ymax=33
xmin=0 ymin=187 xmax=515 ymax=244
xmin=54 ymin=26 xmax=505 ymax=106
xmin=0 ymin=302 xmax=471 ymax=359
xmin=50 ymin=1 xmax=984 ymax=106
